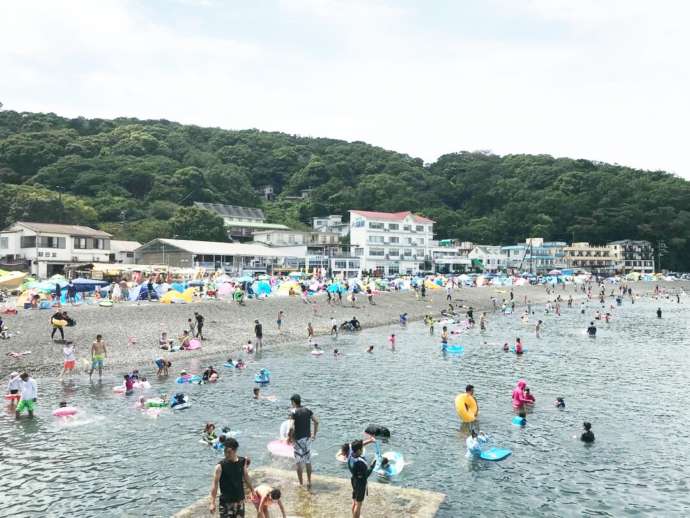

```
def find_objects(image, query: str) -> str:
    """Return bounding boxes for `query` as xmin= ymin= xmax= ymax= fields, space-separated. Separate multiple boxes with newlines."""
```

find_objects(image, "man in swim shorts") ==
xmin=89 ymin=334 xmax=107 ymax=380
xmin=15 ymin=372 xmax=37 ymax=419
xmin=254 ymin=320 xmax=263 ymax=350
xmin=289 ymin=394 xmax=319 ymax=489
xmin=209 ymin=437 xmax=254 ymax=518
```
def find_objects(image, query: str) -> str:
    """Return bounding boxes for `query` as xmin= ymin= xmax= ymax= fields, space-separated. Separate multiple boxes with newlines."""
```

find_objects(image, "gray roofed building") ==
xmin=6 ymin=221 xmax=112 ymax=238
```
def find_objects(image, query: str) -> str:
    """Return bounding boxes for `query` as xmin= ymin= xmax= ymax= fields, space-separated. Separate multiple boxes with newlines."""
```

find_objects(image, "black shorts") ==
xmin=10 ymin=389 xmax=18 ymax=394
xmin=351 ymin=479 xmax=367 ymax=502
xmin=219 ymin=499 xmax=245 ymax=518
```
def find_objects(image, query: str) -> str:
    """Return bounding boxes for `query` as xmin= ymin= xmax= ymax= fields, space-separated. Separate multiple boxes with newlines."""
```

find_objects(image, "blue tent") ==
xmin=255 ymin=281 xmax=272 ymax=296
xmin=71 ymin=278 xmax=108 ymax=293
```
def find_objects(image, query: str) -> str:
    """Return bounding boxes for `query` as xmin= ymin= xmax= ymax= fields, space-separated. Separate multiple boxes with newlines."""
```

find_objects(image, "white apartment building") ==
xmin=348 ymin=210 xmax=434 ymax=275
xmin=0 ymin=222 xmax=112 ymax=278
xmin=468 ymin=246 xmax=508 ymax=272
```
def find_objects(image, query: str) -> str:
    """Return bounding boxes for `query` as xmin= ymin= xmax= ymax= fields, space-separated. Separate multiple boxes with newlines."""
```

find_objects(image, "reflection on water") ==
xmin=1 ymin=297 xmax=689 ymax=517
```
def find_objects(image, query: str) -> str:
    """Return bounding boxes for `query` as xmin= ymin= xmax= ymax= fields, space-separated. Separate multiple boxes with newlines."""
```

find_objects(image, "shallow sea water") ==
xmin=1 ymin=295 xmax=689 ymax=517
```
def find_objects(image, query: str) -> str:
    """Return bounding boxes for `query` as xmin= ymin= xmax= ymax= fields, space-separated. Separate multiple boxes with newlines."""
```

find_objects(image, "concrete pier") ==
xmin=174 ymin=467 xmax=445 ymax=518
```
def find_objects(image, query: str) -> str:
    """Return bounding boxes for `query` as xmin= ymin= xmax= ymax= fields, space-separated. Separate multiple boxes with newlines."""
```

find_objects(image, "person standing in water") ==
xmin=15 ymin=372 xmax=37 ymax=419
xmin=254 ymin=320 xmax=263 ymax=350
xmin=194 ymin=312 xmax=205 ymax=340
xmin=89 ymin=334 xmax=107 ymax=380
xmin=209 ymin=437 xmax=254 ymax=518
xmin=657 ymin=307 xmax=662 ymax=318
xmin=586 ymin=322 xmax=597 ymax=337
xmin=288 ymin=394 xmax=319 ymax=489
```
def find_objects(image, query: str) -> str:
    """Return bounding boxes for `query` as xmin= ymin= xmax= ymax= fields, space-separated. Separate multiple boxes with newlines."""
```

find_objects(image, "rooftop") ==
xmin=5 ymin=221 xmax=111 ymax=238
xmin=110 ymin=240 xmax=142 ymax=252
xmin=138 ymin=238 xmax=306 ymax=258
xmin=194 ymin=202 xmax=264 ymax=221
xmin=349 ymin=210 xmax=434 ymax=224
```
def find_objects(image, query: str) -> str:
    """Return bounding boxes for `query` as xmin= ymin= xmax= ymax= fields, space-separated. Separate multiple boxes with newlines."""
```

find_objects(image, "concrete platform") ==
xmin=174 ymin=467 xmax=445 ymax=518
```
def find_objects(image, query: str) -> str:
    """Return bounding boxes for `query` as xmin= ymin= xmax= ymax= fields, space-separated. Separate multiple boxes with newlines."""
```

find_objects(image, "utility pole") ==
xmin=657 ymin=240 xmax=667 ymax=273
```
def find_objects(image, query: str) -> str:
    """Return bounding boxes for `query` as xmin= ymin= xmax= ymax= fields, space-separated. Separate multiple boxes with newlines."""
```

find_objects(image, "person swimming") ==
xmin=503 ymin=342 xmax=509 ymax=352
xmin=366 ymin=345 xmax=374 ymax=353
xmin=555 ymin=397 xmax=566 ymax=409
xmin=580 ymin=422 xmax=595 ymax=443
xmin=202 ymin=422 xmax=217 ymax=444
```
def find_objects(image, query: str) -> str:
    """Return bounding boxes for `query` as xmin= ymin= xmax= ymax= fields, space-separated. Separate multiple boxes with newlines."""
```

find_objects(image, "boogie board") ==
xmin=98 ymin=301 xmax=113 ymax=308
xmin=443 ymin=345 xmax=464 ymax=354
xmin=479 ymin=447 xmax=512 ymax=461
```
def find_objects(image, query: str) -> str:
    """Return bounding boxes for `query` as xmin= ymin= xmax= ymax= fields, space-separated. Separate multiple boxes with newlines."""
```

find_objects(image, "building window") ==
xmin=369 ymin=248 xmax=385 ymax=257
xmin=354 ymin=248 xmax=363 ymax=256
xmin=403 ymin=225 xmax=411 ymax=231
xmin=388 ymin=248 xmax=400 ymax=256
xmin=37 ymin=236 xmax=66 ymax=249
xmin=369 ymin=235 xmax=384 ymax=244
xmin=374 ymin=266 xmax=385 ymax=273
xmin=0 ymin=237 xmax=7 ymax=249
xmin=334 ymin=260 xmax=347 ymax=269
xmin=416 ymin=225 xmax=424 ymax=231
xmin=369 ymin=222 xmax=384 ymax=230
xmin=403 ymin=248 xmax=412 ymax=256
xmin=417 ymin=238 xmax=425 ymax=245
xmin=126 ymin=252 xmax=134 ymax=258
xmin=21 ymin=236 xmax=36 ymax=248
xmin=388 ymin=224 xmax=399 ymax=231
xmin=388 ymin=266 xmax=399 ymax=274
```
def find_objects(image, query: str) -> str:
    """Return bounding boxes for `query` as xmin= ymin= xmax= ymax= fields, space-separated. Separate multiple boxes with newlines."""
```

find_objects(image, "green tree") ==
xmin=169 ymin=207 xmax=227 ymax=241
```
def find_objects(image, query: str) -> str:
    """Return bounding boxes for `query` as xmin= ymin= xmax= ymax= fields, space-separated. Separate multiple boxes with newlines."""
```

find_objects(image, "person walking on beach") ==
xmin=60 ymin=341 xmax=76 ymax=379
xmin=51 ymin=310 xmax=66 ymax=341
xmin=277 ymin=310 xmax=284 ymax=332
xmin=194 ymin=312 xmax=205 ymax=340
xmin=209 ymin=437 xmax=254 ymax=518
xmin=289 ymin=394 xmax=319 ymax=489
xmin=307 ymin=322 xmax=314 ymax=341
xmin=254 ymin=320 xmax=263 ymax=350
xmin=15 ymin=372 xmax=37 ymax=419
xmin=330 ymin=317 xmax=338 ymax=336
xmin=89 ymin=334 xmax=107 ymax=380
xmin=446 ymin=283 xmax=452 ymax=301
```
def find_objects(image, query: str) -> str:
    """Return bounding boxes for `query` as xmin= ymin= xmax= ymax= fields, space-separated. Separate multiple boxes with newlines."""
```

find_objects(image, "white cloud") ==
xmin=0 ymin=0 xmax=688 ymax=178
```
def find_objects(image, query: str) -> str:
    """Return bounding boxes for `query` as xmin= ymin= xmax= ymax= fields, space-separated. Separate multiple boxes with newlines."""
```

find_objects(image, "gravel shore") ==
xmin=1 ymin=282 xmax=682 ymax=379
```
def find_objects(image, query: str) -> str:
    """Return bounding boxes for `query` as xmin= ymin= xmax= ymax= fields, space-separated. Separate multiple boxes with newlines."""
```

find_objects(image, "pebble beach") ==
xmin=0 ymin=283 xmax=586 ymax=378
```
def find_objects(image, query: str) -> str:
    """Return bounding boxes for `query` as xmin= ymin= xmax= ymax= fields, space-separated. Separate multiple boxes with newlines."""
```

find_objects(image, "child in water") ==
xmin=512 ymin=411 xmax=527 ymax=427
xmin=503 ymin=342 xmax=509 ymax=352
xmin=555 ymin=397 xmax=566 ymax=409
xmin=514 ymin=338 xmax=524 ymax=355
xmin=124 ymin=374 xmax=134 ymax=395
xmin=202 ymin=423 xmax=217 ymax=445
xmin=366 ymin=345 xmax=374 ymax=353
xmin=465 ymin=429 xmax=488 ymax=458
xmin=524 ymin=388 xmax=535 ymax=405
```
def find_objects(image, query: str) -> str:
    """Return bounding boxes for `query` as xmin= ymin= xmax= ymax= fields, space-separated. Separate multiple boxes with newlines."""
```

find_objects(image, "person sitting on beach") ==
xmin=251 ymin=484 xmax=287 ymax=518
xmin=580 ymin=422 xmax=595 ymax=443
xmin=159 ymin=331 xmax=173 ymax=350
xmin=179 ymin=330 xmax=191 ymax=350
xmin=202 ymin=422 xmax=217 ymax=445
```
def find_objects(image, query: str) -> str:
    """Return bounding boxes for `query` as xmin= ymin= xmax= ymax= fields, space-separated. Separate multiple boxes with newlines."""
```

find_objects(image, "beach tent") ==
xmin=170 ymin=282 xmax=186 ymax=293
xmin=71 ymin=278 xmax=108 ymax=292
xmin=424 ymin=279 xmax=442 ymax=289
xmin=217 ymin=283 xmax=234 ymax=296
xmin=278 ymin=281 xmax=302 ymax=295
xmin=254 ymin=280 xmax=272 ymax=296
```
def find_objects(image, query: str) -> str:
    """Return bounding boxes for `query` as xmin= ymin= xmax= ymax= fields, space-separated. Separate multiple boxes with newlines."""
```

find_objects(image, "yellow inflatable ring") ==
xmin=455 ymin=393 xmax=477 ymax=423
xmin=52 ymin=319 xmax=68 ymax=327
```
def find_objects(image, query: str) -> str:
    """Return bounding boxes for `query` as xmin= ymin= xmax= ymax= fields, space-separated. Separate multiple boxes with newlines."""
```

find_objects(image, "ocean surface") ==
xmin=1 ymin=295 xmax=689 ymax=517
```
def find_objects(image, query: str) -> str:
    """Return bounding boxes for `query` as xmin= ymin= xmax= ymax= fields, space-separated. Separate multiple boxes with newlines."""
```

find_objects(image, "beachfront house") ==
xmin=563 ymin=242 xmax=616 ymax=275
xmin=468 ymin=246 xmax=508 ymax=272
xmin=312 ymin=215 xmax=350 ymax=238
xmin=429 ymin=240 xmax=471 ymax=274
xmin=608 ymin=240 xmax=655 ymax=273
xmin=194 ymin=202 xmax=290 ymax=242
xmin=134 ymin=238 xmax=307 ymax=274
xmin=0 ymin=221 xmax=112 ymax=278
xmin=109 ymin=240 xmax=142 ymax=265
xmin=348 ymin=210 xmax=435 ymax=276
xmin=501 ymin=238 xmax=567 ymax=273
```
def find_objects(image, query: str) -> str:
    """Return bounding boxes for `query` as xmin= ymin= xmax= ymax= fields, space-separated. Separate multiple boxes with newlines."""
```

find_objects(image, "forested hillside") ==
xmin=1 ymin=110 xmax=689 ymax=270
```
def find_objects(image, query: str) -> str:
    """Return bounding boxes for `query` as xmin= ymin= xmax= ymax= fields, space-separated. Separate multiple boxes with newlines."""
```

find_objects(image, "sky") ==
xmin=1 ymin=0 xmax=689 ymax=178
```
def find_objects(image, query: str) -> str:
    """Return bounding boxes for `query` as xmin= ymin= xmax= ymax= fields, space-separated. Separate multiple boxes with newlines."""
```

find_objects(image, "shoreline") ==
xmin=1 ymin=281 xmax=684 ymax=379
